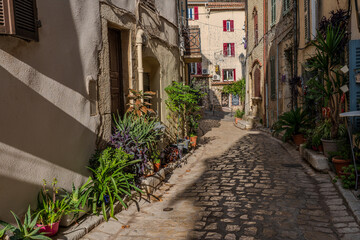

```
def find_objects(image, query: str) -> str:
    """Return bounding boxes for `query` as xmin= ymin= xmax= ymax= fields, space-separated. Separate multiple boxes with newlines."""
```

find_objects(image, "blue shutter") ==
xmin=232 ymin=94 xmax=239 ymax=106
xmin=349 ymin=40 xmax=360 ymax=129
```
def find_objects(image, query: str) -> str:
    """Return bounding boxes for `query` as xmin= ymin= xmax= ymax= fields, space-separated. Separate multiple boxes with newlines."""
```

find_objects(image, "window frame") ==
xmin=271 ymin=0 xmax=276 ymax=26
xmin=223 ymin=69 xmax=235 ymax=82
xmin=283 ymin=0 xmax=291 ymax=15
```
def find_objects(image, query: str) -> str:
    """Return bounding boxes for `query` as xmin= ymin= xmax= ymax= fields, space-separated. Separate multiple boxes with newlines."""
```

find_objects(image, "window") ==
xmin=304 ymin=0 xmax=310 ymax=42
xmin=0 ymin=0 xmax=39 ymax=41
xmin=223 ymin=69 xmax=236 ymax=81
xmin=271 ymin=0 xmax=276 ymax=25
xmin=223 ymin=20 xmax=234 ymax=32
xmin=223 ymin=43 xmax=235 ymax=57
xmin=270 ymin=56 xmax=276 ymax=99
xmin=188 ymin=6 xmax=199 ymax=20
xmin=283 ymin=0 xmax=291 ymax=13
xmin=254 ymin=9 xmax=258 ymax=45
xmin=190 ymin=62 xmax=202 ymax=75
xmin=310 ymin=0 xmax=318 ymax=40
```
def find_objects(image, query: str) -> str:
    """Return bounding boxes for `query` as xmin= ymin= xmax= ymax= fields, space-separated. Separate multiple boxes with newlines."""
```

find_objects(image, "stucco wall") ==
xmin=0 ymin=0 xmax=181 ymax=223
xmin=0 ymin=0 xmax=102 ymax=222
xmin=246 ymin=0 xmax=265 ymax=118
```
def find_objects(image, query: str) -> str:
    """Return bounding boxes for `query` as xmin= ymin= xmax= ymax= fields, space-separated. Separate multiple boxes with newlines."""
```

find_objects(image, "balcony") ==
xmin=183 ymin=27 xmax=202 ymax=63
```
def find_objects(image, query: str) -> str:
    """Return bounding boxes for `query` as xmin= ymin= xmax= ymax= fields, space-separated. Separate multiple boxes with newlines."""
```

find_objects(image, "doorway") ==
xmin=108 ymin=28 xmax=125 ymax=116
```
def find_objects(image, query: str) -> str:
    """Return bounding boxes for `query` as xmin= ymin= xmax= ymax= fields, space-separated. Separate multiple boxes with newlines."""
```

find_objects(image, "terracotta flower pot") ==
xmin=332 ymin=156 xmax=351 ymax=176
xmin=36 ymin=221 xmax=60 ymax=236
xmin=318 ymin=144 xmax=324 ymax=153
xmin=292 ymin=134 xmax=305 ymax=146
xmin=154 ymin=162 xmax=161 ymax=172
xmin=235 ymin=118 xmax=242 ymax=124
xmin=190 ymin=136 xmax=198 ymax=147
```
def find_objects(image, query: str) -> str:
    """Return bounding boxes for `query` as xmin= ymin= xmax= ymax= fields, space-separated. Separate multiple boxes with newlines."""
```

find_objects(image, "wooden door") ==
xmin=254 ymin=67 xmax=261 ymax=98
xmin=108 ymin=28 xmax=125 ymax=116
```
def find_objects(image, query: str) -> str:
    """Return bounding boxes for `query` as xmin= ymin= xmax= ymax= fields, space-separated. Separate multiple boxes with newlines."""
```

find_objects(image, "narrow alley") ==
xmin=81 ymin=113 xmax=360 ymax=240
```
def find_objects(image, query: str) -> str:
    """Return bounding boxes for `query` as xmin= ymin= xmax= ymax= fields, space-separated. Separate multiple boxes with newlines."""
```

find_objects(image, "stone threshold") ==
xmin=55 ymin=150 xmax=194 ymax=240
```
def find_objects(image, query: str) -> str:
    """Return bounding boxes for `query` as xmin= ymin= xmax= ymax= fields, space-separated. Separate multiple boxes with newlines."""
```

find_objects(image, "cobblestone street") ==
xmin=81 ymin=115 xmax=360 ymax=240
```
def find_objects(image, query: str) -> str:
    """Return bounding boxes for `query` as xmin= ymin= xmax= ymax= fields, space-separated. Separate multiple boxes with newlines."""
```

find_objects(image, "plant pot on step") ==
xmin=292 ymin=134 xmax=306 ymax=146
xmin=190 ymin=136 xmax=198 ymax=147
xmin=60 ymin=205 xmax=91 ymax=227
xmin=154 ymin=162 xmax=161 ymax=172
xmin=36 ymin=221 xmax=60 ymax=237
xmin=235 ymin=118 xmax=242 ymax=124
xmin=332 ymin=156 xmax=351 ymax=176
xmin=321 ymin=139 xmax=343 ymax=158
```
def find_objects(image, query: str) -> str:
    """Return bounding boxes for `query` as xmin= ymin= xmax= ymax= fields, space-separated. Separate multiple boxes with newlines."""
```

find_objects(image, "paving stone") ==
xmin=79 ymin=118 xmax=360 ymax=240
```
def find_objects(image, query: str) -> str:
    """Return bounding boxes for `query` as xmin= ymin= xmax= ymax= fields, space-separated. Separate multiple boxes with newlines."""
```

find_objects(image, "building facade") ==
xmin=188 ymin=0 xmax=246 ymax=111
xmin=0 ymin=0 xmax=184 ymax=222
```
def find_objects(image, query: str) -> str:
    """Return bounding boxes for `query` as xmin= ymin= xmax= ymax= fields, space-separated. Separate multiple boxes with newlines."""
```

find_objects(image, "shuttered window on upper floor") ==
xmin=0 ymin=0 xmax=39 ymax=41
xmin=304 ymin=0 xmax=310 ymax=42
xmin=271 ymin=0 xmax=276 ymax=25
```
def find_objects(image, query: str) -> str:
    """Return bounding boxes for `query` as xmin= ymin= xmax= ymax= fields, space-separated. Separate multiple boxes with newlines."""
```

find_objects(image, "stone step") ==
xmin=235 ymin=119 xmax=252 ymax=130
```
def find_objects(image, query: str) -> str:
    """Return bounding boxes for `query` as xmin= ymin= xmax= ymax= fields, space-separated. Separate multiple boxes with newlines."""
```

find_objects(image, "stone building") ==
xmin=0 ymin=0 xmax=185 ymax=222
xmin=245 ymin=0 xmax=266 ymax=124
xmin=187 ymin=0 xmax=246 ymax=111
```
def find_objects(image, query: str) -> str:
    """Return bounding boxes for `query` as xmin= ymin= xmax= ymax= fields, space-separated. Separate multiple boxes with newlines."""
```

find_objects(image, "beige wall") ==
xmin=0 ymin=0 xmax=181 ymax=223
xmin=188 ymin=3 xmax=246 ymax=108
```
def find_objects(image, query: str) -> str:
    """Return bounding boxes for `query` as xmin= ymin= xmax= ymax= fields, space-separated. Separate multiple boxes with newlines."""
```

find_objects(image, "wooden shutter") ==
xmin=233 ymin=69 xmax=236 ymax=81
xmin=194 ymin=6 xmax=199 ymax=20
xmin=254 ymin=68 xmax=261 ymax=97
xmin=0 ymin=0 xmax=10 ymax=34
xmin=304 ymin=0 xmax=310 ymax=42
xmin=196 ymin=62 xmax=202 ymax=75
xmin=0 ymin=0 xmax=38 ymax=41
xmin=270 ymin=57 xmax=276 ymax=99
xmin=223 ymin=20 xmax=227 ymax=31
xmin=254 ymin=12 xmax=258 ymax=45
xmin=271 ymin=0 xmax=276 ymax=24
xmin=222 ymin=69 xmax=225 ymax=81
xmin=223 ymin=43 xmax=228 ymax=57
xmin=349 ymin=40 xmax=360 ymax=130
xmin=231 ymin=43 xmax=235 ymax=57
xmin=230 ymin=20 xmax=234 ymax=32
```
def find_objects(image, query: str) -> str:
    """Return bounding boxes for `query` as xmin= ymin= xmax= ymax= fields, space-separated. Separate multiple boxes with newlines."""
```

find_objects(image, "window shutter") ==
xmin=233 ymin=69 xmax=236 ymax=81
xmin=270 ymin=57 xmax=276 ymax=99
xmin=194 ymin=6 xmax=199 ymax=20
xmin=0 ymin=0 xmax=9 ymax=34
xmin=349 ymin=40 xmax=360 ymax=130
xmin=222 ymin=69 xmax=224 ymax=81
xmin=223 ymin=43 xmax=228 ymax=57
xmin=197 ymin=62 xmax=202 ymax=75
xmin=223 ymin=20 xmax=227 ymax=31
xmin=304 ymin=0 xmax=310 ymax=42
xmin=230 ymin=20 xmax=234 ymax=32
xmin=231 ymin=43 xmax=235 ymax=57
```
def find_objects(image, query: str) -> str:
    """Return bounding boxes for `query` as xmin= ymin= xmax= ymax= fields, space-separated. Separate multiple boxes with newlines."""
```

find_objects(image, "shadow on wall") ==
xmin=0 ymin=0 xmax=99 ymax=223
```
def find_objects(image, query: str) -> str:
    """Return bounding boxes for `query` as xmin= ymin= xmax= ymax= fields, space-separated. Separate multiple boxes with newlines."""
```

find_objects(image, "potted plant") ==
xmin=272 ymin=108 xmax=310 ymax=145
xmin=35 ymin=179 xmax=81 ymax=236
xmin=0 ymin=206 xmax=51 ymax=240
xmin=331 ymin=141 xmax=352 ymax=176
xmin=189 ymin=133 xmax=198 ymax=148
xmin=234 ymin=109 xmax=245 ymax=124
xmin=153 ymin=158 xmax=161 ymax=172
xmin=60 ymin=183 xmax=91 ymax=227
xmin=333 ymin=165 xmax=360 ymax=189
xmin=315 ymin=120 xmax=346 ymax=157
xmin=84 ymin=147 xmax=143 ymax=221
xmin=307 ymin=24 xmax=348 ymax=155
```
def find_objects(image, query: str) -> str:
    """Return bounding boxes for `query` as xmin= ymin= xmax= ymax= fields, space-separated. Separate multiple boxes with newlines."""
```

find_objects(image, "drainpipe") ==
xmin=276 ymin=44 xmax=279 ymax=120
xmin=263 ymin=0 xmax=267 ymax=125
xmin=136 ymin=28 xmax=145 ymax=92
xmin=293 ymin=0 xmax=298 ymax=109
